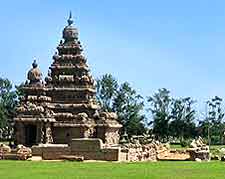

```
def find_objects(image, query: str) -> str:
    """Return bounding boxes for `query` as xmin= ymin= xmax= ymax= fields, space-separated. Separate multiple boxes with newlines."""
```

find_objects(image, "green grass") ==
xmin=170 ymin=144 xmax=187 ymax=150
xmin=0 ymin=161 xmax=225 ymax=179
xmin=0 ymin=141 xmax=9 ymax=145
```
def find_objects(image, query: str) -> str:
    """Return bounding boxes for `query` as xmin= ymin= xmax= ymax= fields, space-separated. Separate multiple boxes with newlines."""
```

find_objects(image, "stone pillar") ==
xmin=15 ymin=122 xmax=25 ymax=145
xmin=45 ymin=122 xmax=53 ymax=144
xmin=96 ymin=126 xmax=105 ymax=142
xmin=36 ymin=122 xmax=44 ymax=144
xmin=36 ymin=123 xmax=40 ymax=144
xmin=40 ymin=122 xmax=44 ymax=143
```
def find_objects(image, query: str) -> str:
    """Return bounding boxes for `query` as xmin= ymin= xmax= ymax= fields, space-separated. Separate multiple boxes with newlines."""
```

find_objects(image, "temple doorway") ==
xmin=25 ymin=124 xmax=37 ymax=146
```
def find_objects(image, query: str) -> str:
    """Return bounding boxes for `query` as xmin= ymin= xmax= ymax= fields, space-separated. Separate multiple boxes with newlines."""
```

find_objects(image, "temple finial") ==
xmin=67 ymin=11 xmax=74 ymax=26
xmin=32 ymin=59 xmax=38 ymax=68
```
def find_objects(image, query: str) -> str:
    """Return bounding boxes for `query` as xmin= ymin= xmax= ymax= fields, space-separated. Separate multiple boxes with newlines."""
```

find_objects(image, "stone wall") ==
xmin=70 ymin=138 xmax=102 ymax=152
xmin=53 ymin=127 xmax=83 ymax=144
xmin=32 ymin=139 xmax=120 ymax=161
xmin=32 ymin=144 xmax=70 ymax=160
xmin=30 ymin=139 xmax=173 ymax=162
xmin=121 ymin=143 xmax=157 ymax=162
xmin=32 ymin=138 xmax=204 ymax=162
xmin=15 ymin=139 xmax=211 ymax=162
xmin=70 ymin=138 xmax=120 ymax=161
xmin=15 ymin=122 xmax=25 ymax=145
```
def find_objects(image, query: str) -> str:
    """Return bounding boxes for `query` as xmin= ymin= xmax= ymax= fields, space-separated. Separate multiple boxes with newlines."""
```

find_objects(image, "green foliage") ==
xmin=147 ymin=88 xmax=172 ymax=141
xmin=148 ymin=89 xmax=197 ymax=142
xmin=170 ymin=97 xmax=197 ymax=140
xmin=96 ymin=74 xmax=146 ymax=136
xmin=0 ymin=78 xmax=18 ymax=139
xmin=198 ymin=96 xmax=225 ymax=145
xmin=96 ymin=74 xmax=118 ymax=112
xmin=211 ymin=135 xmax=221 ymax=145
xmin=180 ymin=139 xmax=191 ymax=147
xmin=15 ymin=82 xmax=25 ymax=98
xmin=112 ymin=82 xmax=146 ymax=135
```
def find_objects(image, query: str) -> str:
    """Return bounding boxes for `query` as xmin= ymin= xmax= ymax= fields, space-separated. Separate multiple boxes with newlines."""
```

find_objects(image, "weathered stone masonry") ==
xmin=14 ymin=12 xmax=122 ymax=147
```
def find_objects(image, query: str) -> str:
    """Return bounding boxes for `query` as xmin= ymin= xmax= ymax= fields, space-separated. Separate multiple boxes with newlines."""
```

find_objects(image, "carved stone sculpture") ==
xmin=27 ymin=60 xmax=42 ymax=86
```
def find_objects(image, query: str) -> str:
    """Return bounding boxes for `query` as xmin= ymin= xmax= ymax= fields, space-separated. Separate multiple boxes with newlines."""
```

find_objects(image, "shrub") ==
xmin=180 ymin=139 xmax=191 ymax=147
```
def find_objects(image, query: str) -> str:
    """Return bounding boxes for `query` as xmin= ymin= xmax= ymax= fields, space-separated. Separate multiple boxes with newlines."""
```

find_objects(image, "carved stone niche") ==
xmin=59 ymin=75 xmax=74 ymax=82
xmin=105 ymin=128 xmax=120 ymax=145
xmin=99 ymin=112 xmax=118 ymax=120
xmin=82 ymin=126 xmax=95 ymax=138
xmin=45 ymin=122 xmax=53 ymax=144
xmin=81 ymin=75 xmax=90 ymax=85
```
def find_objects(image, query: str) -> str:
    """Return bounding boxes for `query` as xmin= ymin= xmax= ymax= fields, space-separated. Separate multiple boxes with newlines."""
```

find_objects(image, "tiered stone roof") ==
xmin=14 ymin=13 xmax=122 ymax=146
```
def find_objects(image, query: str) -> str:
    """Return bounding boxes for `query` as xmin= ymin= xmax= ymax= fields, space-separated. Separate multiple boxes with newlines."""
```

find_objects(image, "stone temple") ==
xmin=10 ymin=13 xmax=209 ymax=162
xmin=14 ymin=12 xmax=122 ymax=147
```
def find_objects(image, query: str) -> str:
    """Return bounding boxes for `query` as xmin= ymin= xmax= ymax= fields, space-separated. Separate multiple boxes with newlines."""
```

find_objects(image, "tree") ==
xmin=96 ymin=74 xmax=146 ymax=136
xmin=147 ymin=88 xmax=172 ymax=142
xmin=169 ymin=97 xmax=196 ymax=141
xmin=0 ymin=78 xmax=18 ymax=139
xmin=96 ymin=74 xmax=118 ymax=112
xmin=112 ymin=82 xmax=146 ymax=136
xmin=199 ymin=96 xmax=225 ymax=145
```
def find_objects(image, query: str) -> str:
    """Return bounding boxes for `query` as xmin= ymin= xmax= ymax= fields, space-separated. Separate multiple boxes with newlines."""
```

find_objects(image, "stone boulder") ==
xmin=221 ymin=156 xmax=225 ymax=161
xmin=16 ymin=145 xmax=32 ymax=160
xmin=190 ymin=136 xmax=205 ymax=148
xmin=187 ymin=137 xmax=210 ymax=161
xmin=0 ymin=144 xmax=11 ymax=160
xmin=0 ymin=144 xmax=11 ymax=153
xmin=211 ymin=155 xmax=220 ymax=161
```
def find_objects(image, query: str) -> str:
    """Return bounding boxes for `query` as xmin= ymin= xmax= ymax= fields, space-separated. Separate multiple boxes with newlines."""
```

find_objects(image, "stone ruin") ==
xmin=0 ymin=137 xmax=209 ymax=162
xmin=119 ymin=136 xmax=210 ymax=162
xmin=14 ymin=13 xmax=122 ymax=148
xmin=0 ymin=143 xmax=32 ymax=160
xmin=187 ymin=137 xmax=210 ymax=161
xmin=9 ymin=12 xmax=128 ymax=161
xmin=155 ymin=137 xmax=210 ymax=162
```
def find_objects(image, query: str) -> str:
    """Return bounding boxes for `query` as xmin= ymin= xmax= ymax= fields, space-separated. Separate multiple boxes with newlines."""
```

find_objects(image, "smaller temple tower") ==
xmin=14 ymin=60 xmax=54 ymax=146
xmin=14 ymin=13 xmax=122 ymax=147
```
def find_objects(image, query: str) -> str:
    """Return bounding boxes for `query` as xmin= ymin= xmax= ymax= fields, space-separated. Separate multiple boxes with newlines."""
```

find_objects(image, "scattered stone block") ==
xmin=221 ymin=156 xmax=225 ymax=161
xmin=0 ymin=144 xmax=11 ymax=154
xmin=17 ymin=145 xmax=32 ymax=160
xmin=211 ymin=155 xmax=220 ymax=160
xmin=195 ymin=158 xmax=202 ymax=162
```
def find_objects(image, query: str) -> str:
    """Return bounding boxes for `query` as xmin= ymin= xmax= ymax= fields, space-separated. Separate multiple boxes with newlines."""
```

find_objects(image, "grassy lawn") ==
xmin=0 ymin=161 xmax=225 ymax=179
xmin=170 ymin=144 xmax=187 ymax=150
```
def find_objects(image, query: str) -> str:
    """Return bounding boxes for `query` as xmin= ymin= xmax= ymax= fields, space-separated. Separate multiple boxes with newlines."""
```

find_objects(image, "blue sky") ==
xmin=1 ymin=0 xmax=225 ymax=115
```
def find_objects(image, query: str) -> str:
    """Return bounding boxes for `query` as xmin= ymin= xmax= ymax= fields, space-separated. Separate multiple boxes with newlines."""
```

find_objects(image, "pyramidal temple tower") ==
xmin=14 ymin=13 xmax=122 ymax=146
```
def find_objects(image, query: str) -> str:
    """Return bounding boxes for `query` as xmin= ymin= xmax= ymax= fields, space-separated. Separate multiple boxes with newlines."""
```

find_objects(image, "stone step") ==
xmin=59 ymin=155 xmax=84 ymax=161
xmin=2 ymin=153 xmax=18 ymax=160
xmin=27 ymin=156 xmax=43 ymax=161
